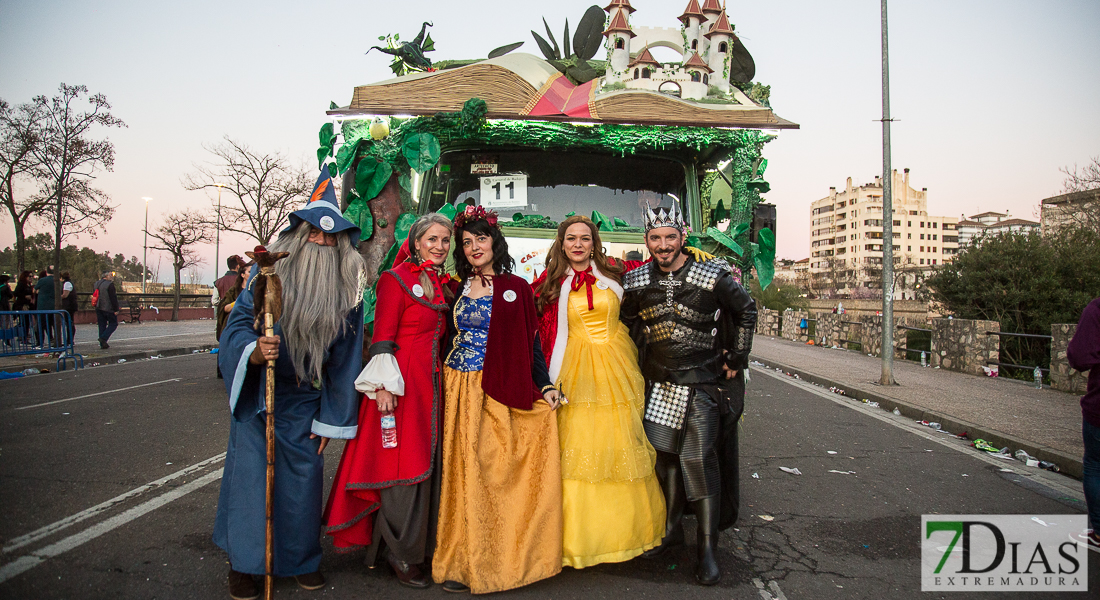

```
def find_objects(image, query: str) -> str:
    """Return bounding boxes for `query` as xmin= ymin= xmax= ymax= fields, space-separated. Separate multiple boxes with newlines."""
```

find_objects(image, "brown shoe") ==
xmin=387 ymin=554 xmax=431 ymax=589
xmin=227 ymin=569 xmax=259 ymax=600
xmin=442 ymin=580 xmax=470 ymax=593
xmin=294 ymin=571 xmax=326 ymax=590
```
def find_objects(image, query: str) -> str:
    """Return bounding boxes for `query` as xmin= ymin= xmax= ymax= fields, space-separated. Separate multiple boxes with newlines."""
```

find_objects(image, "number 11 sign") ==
xmin=480 ymin=174 xmax=528 ymax=209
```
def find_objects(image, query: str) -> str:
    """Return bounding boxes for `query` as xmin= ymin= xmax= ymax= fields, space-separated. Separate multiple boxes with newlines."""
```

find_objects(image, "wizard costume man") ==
xmin=619 ymin=201 xmax=757 ymax=585
xmin=214 ymin=169 xmax=366 ymax=598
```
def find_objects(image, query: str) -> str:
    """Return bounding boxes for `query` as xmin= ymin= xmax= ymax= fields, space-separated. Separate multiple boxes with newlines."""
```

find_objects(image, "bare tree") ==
xmin=1061 ymin=155 xmax=1100 ymax=193
xmin=1051 ymin=155 xmax=1100 ymax=235
xmin=0 ymin=99 xmax=50 ymax=273
xmin=185 ymin=264 xmax=202 ymax=286
xmin=183 ymin=137 xmax=312 ymax=245
xmin=29 ymin=84 xmax=124 ymax=308
xmin=147 ymin=210 xmax=212 ymax=321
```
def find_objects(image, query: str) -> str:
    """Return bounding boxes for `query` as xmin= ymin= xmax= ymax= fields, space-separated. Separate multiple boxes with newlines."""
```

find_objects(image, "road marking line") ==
xmin=2 ymin=453 xmax=225 ymax=554
xmin=14 ymin=379 xmax=182 ymax=410
xmin=753 ymin=578 xmax=788 ymax=600
xmin=751 ymin=365 xmax=1085 ymax=501
xmin=0 ymin=469 xmax=222 ymax=584
xmin=75 ymin=332 xmax=213 ymax=346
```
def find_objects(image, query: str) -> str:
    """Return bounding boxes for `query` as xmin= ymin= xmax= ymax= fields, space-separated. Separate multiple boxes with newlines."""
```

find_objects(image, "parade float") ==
xmin=317 ymin=0 xmax=797 ymax=324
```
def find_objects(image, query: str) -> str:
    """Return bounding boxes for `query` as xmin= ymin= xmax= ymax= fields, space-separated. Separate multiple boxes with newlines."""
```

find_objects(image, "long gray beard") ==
xmin=268 ymin=228 xmax=365 ymax=383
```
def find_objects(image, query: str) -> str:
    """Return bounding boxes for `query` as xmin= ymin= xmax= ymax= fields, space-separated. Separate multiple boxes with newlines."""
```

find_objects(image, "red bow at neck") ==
xmin=409 ymin=260 xmax=447 ymax=300
xmin=408 ymin=260 xmax=438 ymax=276
xmin=570 ymin=266 xmax=597 ymax=310
xmin=473 ymin=267 xmax=493 ymax=288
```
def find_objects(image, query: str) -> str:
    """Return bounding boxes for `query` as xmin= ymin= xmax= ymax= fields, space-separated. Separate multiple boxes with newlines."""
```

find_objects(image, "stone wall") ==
xmin=781 ymin=309 xmax=810 ymax=343
xmin=856 ymin=315 xmax=910 ymax=358
xmin=815 ymin=313 xmax=841 ymax=346
xmin=929 ymin=318 xmax=1000 ymax=376
xmin=756 ymin=309 xmax=782 ymax=338
xmin=804 ymin=298 xmax=930 ymax=320
xmin=1051 ymin=323 xmax=1088 ymax=394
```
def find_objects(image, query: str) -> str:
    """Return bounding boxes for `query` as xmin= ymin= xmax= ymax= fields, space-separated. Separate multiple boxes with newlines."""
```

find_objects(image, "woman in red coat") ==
xmin=324 ymin=213 xmax=453 ymax=588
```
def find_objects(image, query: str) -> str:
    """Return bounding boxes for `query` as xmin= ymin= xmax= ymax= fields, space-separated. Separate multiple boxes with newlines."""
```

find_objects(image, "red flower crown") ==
xmin=453 ymin=204 xmax=499 ymax=229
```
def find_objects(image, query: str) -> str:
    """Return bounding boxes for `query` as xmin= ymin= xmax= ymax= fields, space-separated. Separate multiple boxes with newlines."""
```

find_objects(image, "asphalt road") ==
xmin=0 ymin=355 xmax=1096 ymax=599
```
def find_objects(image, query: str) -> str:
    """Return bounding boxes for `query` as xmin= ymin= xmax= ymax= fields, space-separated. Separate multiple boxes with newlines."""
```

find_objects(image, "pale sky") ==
xmin=2 ymin=0 xmax=1097 ymax=281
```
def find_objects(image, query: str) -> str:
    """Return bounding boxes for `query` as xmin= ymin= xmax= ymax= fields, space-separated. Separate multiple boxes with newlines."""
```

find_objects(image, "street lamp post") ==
xmin=879 ymin=0 xmax=897 ymax=386
xmin=142 ymin=197 xmax=152 ymax=294
xmin=213 ymin=183 xmax=225 ymax=284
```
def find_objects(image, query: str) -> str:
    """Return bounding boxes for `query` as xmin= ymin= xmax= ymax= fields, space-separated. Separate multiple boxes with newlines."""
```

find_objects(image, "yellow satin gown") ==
xmin=556 ymin=285 xmax=666 ymax=568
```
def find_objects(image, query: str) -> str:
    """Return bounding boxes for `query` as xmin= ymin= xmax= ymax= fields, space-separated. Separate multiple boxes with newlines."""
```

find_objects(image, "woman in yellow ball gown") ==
xmin=535 ymin=215 xmax=665 ymax=568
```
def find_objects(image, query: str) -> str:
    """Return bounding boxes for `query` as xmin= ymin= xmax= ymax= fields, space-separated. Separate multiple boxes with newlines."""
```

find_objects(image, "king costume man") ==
xmin=619 ymin=202 xmax=757 ymax=586
xmin=214 ymin=169 xmax=366 ymax=597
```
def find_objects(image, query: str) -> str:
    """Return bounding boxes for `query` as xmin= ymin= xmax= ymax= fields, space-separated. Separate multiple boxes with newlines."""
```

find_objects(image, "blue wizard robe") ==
xmin=213 ymin=268 xmax=364 ymax=576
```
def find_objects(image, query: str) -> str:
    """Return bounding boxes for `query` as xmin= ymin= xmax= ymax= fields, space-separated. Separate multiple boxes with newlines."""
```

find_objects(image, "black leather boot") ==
xmin=643 ymin=453 xmax=686 ymax=557
xmin=693 ymin=495 xmax=721 ymax=585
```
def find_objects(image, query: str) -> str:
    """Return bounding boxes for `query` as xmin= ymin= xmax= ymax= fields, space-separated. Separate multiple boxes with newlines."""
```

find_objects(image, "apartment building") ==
xmin=957 ymin=210 xmax=1041 ymax=246
xmin=808 ymin=169 xmax=959 ymax=296
xmin=1040 ymin=189 xmax=1099 ymax=236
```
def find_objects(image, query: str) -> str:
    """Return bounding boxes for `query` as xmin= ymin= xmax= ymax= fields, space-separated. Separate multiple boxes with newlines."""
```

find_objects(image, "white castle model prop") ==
xmin=602 ymin=0 xmax=738 ymax=101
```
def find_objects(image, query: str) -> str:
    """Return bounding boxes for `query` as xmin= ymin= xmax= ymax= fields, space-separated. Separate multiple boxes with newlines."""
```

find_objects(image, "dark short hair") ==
xmin=60 ymin=271 xmax=71 ymax=281
xmin=227 ymin=256 xmax=239 ymax=269
xmin=453 ymin=218 xmax=514 ymax=280
xmin=0 ymin=274 xmax=9 ymax=285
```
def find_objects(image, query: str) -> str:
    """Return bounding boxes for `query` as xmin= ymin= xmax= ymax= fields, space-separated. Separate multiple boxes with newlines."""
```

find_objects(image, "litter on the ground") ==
xmin=827 ymin=451 xmax=837 ymax=455
xmin=752 ymin=473 xmax=759 ymax=479
xmin=1014 ymin=450 xmax=1040 ymax=468
xmin=779 ymin=467 xmax=802 ymax=475
xmin=758 ymin=515 xmax=774 ymax=522
xmin=972 ymin=439 xmax=998 ymax=452
xmin=828 ymin=470 xmax=856 ymax=475
xmin=893 ymin=408 xmax=901 ymax=415
xmin=999 ymin=468 xmax=1015 ymax=473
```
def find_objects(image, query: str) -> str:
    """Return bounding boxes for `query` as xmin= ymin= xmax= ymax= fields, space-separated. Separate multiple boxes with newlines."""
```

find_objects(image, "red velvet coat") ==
xmin=323 ymin=262 xmax=449 ymax=550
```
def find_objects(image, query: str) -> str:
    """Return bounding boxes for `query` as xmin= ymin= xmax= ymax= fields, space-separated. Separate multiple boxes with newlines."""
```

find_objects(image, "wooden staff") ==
xmin=246 ymin=246 xmax=288 ymax=600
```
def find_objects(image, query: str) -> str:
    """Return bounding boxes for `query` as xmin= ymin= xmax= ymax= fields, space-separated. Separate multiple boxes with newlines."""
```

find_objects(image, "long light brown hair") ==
xmin=406 ymin=213 xmax=454 ymax=302
xmin=536 ymin=215 xmax=623 ymax=313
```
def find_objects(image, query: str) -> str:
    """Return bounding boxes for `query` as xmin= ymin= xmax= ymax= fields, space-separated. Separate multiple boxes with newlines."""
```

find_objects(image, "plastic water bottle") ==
xmin=21 ymin=368 xmax=40 ymax=376
xmin=1033 ymin=366 xmax=1042 ymax=389
xmin=920 ymin=351 xmax=927 ymax=367
xmin=381 ymin=414 xmax=397 ymax=449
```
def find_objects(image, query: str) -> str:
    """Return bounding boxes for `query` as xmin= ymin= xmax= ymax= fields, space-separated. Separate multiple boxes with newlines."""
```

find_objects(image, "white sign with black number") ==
xmin=480 ymin=174 xmax=528 ymax=209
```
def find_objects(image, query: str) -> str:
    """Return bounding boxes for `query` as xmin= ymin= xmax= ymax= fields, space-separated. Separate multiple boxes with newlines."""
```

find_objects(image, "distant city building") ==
xmin=773 ymin=258 xmax=806 ymax=282
xmin=955 ymin=210 xmax=1040 ymax=246
xmin=807 ymin=169 xmax=958 ymax=297
xmin=1040 ymin=188 xmax=1100 ymax=236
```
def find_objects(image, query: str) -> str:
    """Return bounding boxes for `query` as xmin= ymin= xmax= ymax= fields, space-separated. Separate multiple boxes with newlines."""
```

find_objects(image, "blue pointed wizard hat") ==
xmin=281 ymin=168 xmax=361 ymax=246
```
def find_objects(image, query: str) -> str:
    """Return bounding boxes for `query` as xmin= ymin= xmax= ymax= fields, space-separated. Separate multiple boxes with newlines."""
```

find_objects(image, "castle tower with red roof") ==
xmin=704 ymin=7 xmax=735 ymax=91
xmin=679 ymin=0 xmax=706 ymax=56
xmin=603 ymin=0 xmax=637 ymax=75
xmin=699 ymin=0 xmax=724 ymax=57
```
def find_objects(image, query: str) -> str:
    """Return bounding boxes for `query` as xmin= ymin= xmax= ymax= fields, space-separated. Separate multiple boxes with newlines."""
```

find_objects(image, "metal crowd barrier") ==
xmin=839 ymin=320 xmax=863 ymax=351
xmin=0 ymin=310 xmax=84 ymax=371
xmin=897 ymin=324 xmax=933 ymax=365
xmin=979 ymin=330 xmax=1052 ymax=385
